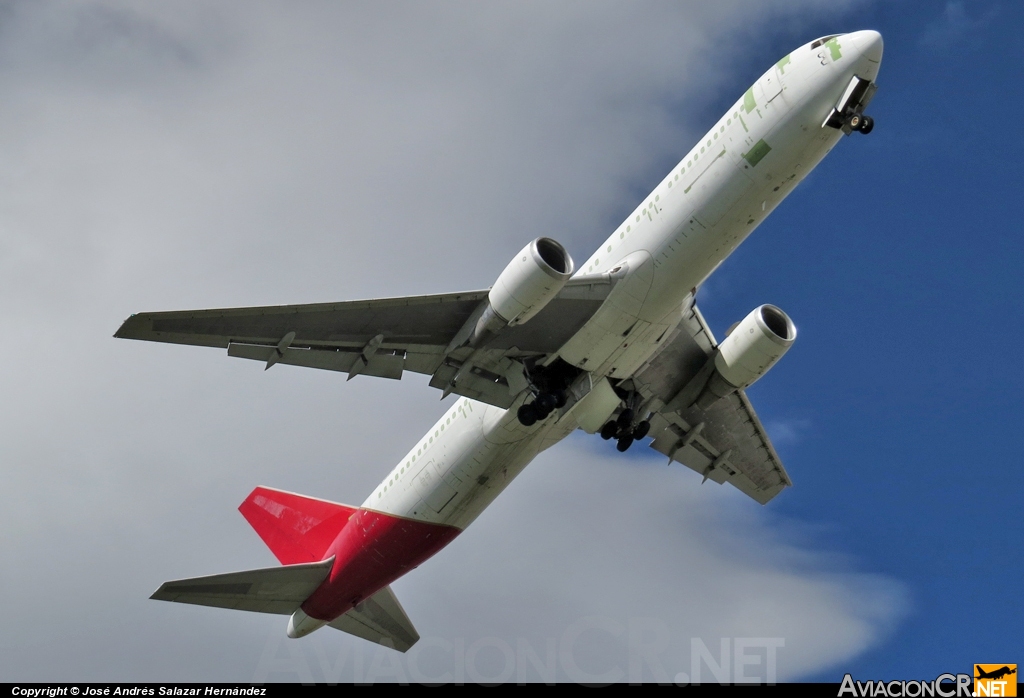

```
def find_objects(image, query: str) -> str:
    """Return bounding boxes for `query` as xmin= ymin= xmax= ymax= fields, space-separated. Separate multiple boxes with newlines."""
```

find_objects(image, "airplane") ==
xmin=116 ymin=30 xmax=884 ymax=651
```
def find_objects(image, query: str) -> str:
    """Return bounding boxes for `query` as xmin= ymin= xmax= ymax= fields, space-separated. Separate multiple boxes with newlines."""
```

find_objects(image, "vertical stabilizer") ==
xmin=239 ymin=486 xmax=356 ymax=565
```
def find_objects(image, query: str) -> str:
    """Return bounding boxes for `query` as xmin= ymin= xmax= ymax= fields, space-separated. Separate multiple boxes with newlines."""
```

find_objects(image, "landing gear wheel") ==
xmin=632 ymin=420 xmax=651 ymax=440
xmin=553 ymin=390 xmax=568 ymax=409
xmin=616 ymin=435 xmax=634 ymax=452
xmin=535 ymin=392 xmax=557 ymax=416
xmin=857 ymin=115 xmax=874 ymax=134
xmin=847 ymin=113 xmax=862 ymax=130
xmin=600 ymin=421 xmax=619 ymax=440
xmin=517 ymin=403 xmax=538 ymax=427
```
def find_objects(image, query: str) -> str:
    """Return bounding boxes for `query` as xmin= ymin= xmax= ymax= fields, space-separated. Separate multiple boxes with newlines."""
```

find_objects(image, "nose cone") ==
xmin=847 ymin=30 xmax=884 ymax=65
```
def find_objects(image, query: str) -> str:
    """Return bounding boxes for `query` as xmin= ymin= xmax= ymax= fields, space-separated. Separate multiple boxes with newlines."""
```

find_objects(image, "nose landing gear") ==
xmin=846 ymin=112 xmax=874 ymax=135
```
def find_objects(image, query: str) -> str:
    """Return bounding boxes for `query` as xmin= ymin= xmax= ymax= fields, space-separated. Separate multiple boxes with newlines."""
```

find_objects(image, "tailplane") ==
xmin=150 ymin=561 xmax=419 ymax=651
xmin=150 ymin=558 xmax=334 ymax=614
xmin=329 ymin=584 xmax=419 ymax=652
xmin=150 ymin=485 xmax=420 ymax=650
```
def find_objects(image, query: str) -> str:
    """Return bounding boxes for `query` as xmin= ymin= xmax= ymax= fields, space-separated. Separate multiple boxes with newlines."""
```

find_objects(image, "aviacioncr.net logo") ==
xmin=838 ymin=673 xmax=972 ymax=697
xmin=974 ymin=664 xmax=1017 ymax=697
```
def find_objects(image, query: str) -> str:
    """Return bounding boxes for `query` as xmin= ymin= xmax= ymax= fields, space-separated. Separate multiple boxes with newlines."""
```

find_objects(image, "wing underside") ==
xmin=632 ymin=304 xmax=792 ymax=504
xmin=117 ymin=279 xmax=789 ymax=501
xmin=116 ymin=276 xmax=615 ymax=409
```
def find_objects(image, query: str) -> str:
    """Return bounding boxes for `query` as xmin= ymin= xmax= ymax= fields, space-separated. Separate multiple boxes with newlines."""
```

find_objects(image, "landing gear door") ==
xmin=822 ymin=75 xmax=876 ymax=130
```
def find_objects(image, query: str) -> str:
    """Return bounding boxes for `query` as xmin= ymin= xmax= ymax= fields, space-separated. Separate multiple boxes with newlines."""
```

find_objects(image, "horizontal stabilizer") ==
xmin=239 ymin=487 xmax=356 ymax=565
xmin=151 ymin=557 xmax=334 ymax=615
xmin=329 ymin=585 xmax=419 ymax=652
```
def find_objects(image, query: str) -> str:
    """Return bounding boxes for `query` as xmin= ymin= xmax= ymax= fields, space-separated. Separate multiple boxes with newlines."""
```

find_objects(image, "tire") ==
xmin=616 ymin=435 xmax=634 ymax=452
xmin=600 ymin=421 xmax=619 ymax=440
xmin=553 ymin=390 xmax=568 ymax=409
xmin=633 ymin=420 xmax=651 ymax=440
xmin=847 ymin=113 xmax=862 ymax=130
xmin=517 ymin=403 xmax=538 ymax=427
xmin=858 ymin=115 xmax=874 ymax=134
xmin=535 ymin=392 xmax=557 ymax=414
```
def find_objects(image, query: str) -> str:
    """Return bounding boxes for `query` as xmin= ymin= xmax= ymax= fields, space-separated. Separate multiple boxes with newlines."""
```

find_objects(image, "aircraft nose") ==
xmin=846 ymin=30 xmax=884 ymax=64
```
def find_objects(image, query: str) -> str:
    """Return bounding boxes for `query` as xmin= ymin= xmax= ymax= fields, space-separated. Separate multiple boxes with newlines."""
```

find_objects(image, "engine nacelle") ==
xmin=488 ymin=237 xmax=574 ymax=326
xmin=696 ymin=305 xmax=796 ymax=408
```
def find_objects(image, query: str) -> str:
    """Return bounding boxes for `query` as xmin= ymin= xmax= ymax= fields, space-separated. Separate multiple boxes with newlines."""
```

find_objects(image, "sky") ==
xmin=0 ymin=0 xmax=1020 ymax=684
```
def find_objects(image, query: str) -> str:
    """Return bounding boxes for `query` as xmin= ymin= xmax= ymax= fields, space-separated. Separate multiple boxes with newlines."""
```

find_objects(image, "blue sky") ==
xmin=0 ymin=0 xmax=1020 ymax=683
xmin=680 ymin=0 xmax=1023 ymax=679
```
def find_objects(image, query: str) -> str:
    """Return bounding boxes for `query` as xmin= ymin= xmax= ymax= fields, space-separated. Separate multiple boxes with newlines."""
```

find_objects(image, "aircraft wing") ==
xmin=631 ymin=303 xmax=792 ymax=504
xmin=115 ymin=275 xmax=615 ymax=409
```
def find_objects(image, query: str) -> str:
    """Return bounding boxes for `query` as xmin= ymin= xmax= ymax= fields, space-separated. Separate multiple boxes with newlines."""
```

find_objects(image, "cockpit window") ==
xmin=811 ymin=35 xmax=840 ymax=49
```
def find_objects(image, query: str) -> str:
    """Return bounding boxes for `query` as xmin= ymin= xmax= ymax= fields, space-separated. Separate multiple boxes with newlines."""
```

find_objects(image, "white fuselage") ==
xmin=363 ymin=31 xmax=883 ymax=532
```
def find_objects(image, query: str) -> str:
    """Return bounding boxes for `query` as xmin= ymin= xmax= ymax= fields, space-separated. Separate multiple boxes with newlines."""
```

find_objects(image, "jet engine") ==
xmin=488 ymin=237 xmax=574 ymax=326
xmin=447 ymin=237 xmax=575 ymax=354
xmin=695 ymin=304 xmax=796 ymax=408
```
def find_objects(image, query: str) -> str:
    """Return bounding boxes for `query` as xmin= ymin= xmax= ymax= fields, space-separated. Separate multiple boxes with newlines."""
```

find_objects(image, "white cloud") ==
xmin=0 ymin=0 xmax=903 ymax=682
xmin=764 ymin=417 xmax=813 ymax=447
xmin=918 ymin=1 xmax=997 ymax=49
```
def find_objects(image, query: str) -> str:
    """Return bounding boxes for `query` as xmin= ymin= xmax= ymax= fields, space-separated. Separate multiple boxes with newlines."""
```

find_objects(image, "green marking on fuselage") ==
xmin=738 ymin=113 xmax=748 ymax=132
xmin=825 ymin=37 xmax=842 ymax=60
xmin=743 ymin=87 xmax=756 ymax=113
xmin=776 ymin=54 xmax=791 ymax=73
xmin=742 ymin=139 xmax=771 ymax=167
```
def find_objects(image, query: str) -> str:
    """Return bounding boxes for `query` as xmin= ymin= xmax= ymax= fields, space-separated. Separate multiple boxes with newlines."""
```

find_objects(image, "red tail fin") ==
xmin=239 ymin=487 xmax=357 ymax=565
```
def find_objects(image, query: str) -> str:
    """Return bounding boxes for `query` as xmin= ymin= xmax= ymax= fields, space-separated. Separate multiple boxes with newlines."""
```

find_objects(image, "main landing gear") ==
xmin=516 ymin=389 xmax=567 ymax=426
xmin=846 ymin=113 xmax=874 ymax=135
xmin=599 ymin=406 xmax=651 ymax=453
xmin=514 ymin=358 xmax=581 ymax=427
